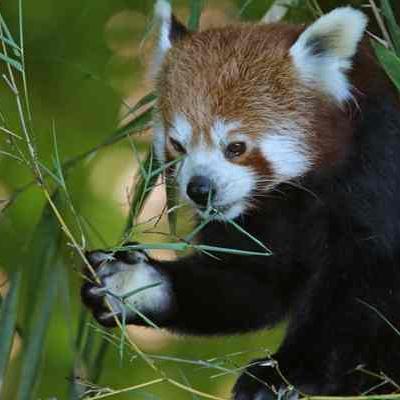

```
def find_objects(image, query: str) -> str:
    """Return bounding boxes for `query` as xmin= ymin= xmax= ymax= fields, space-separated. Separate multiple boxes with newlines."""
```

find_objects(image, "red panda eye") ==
xmin=169 ymin=137 xmax=186 ymax=154
xmin=225 ymin=142 xmax=247 ymax=159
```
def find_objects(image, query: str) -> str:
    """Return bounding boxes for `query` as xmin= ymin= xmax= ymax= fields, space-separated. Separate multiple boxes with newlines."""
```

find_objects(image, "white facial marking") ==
xmin=210 ymin=119 xmax=240 ymax=146
xmin=290 ymin=7 xmax=367 ymax=102
xmin=153 ymin=113 xmax=192 ymax=163
xmin=261 ymin=134 xmax=312 ymax=180
xmin=100 ymin=255 xmax=172 ymax=320
xmin=153 ymin=119 xmax=166 ymax=163
xmin=171 ymin=114 xmax=192 ymax=147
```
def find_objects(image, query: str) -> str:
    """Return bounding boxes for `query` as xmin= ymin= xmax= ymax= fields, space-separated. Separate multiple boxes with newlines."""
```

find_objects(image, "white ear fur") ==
xmin=152 ymin=0 xmax=189 ymax=76
xmin=154 ymin=0 xmax=173 ymax=54
xmin=151 ymin=0 xmax=173 ymax=76
xmin=290 ymin=7 xmax=368 ymax=102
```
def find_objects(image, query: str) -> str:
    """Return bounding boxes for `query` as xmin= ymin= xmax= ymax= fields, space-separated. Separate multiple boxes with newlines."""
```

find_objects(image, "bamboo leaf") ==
xmin=152 ymin=157 xmax=184 ymax=237
xmin=166 ymin=178 xmax=178 ymax=235
xmin=0 ymin=34 xmax=21 ymax=53
xmin=0 ymin=15 xmax=20 ymax=51
xmin=121 ymin=242 xmax=270 ymax=256
xmin=111 ymin=108 xmax=153 ymax=144
xmin=123 ymin=148 xmax=161 ymax=238
xmin=380 ymin=0 xmax=400 ymax=55
xmin=372 ymin=40 xmax=400 ymax=92
xmin=90 ymin=339 xmax=110 ymax=383
xmin=0 ymin=52 xmax=23 ymax=72
xmin=225 ymin=217 xmax=272 ymax=255
xmin=17 ymin=261 xmax=61 ymax=400
xmin=22 ymin=191 xmax=62 ymax=328
xmin=68 ymin=310 xmax=88 ymax=398
xmin=17 ymin=192 xmax=63 ymax=400
xmin=82 ymin=325 xmax=96 ymax=369
xmin=0 ymin=271 xmax=21 ymax=384
xmin=121 ymin=242 xmax=189 ymax=252
xmin=188 ymin=0 xmax=205 ymax=31
xmin=121 ymin=92 xmax=156 ymax=121
xmin=239 ymin=0 xmax=278 ymax=21
xmin=196 ymin=244 xmax=271 ymax=257
xmin=149 ymin=156 xmax=182 ymax=179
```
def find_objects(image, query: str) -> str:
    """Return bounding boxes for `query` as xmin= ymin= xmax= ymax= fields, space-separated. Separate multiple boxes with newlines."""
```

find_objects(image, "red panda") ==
xmin=82 ymin=1 xmax=400 ymax=398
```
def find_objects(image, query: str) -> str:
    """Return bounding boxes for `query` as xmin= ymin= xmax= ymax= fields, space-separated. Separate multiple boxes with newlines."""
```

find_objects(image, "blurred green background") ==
xmin=0 ymin=1 xmax=398 ymax=399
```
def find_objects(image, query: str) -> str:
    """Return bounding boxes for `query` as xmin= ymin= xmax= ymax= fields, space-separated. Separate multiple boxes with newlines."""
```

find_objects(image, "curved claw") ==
xmin=85 ymin=250 xmax=113 ymax=268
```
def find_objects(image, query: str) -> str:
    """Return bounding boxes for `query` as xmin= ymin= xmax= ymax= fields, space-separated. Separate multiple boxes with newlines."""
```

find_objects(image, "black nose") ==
xmin=186 ymin=176 xmax=215 ymax=207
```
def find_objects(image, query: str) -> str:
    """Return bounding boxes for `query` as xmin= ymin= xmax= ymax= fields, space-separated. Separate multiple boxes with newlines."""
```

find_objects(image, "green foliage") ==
xmin=380 ymin=0 xmax=400 ymax=54
xmin=17 ymin=262 xmax=61 ymax=400
xmin=14 ymin=192 xmax=62 ymax=399
xmin=373 ymin=41 xmax=400 ymax=90
xmin=187 ymin=0 xmax=205 ymax=30
xmin=370 ymin=0 xmax=400 ymax=94
xmin=0 ymin=270 xmax=21 ymax=384
xmin=0 ymin=0 xmax=400 ymax=399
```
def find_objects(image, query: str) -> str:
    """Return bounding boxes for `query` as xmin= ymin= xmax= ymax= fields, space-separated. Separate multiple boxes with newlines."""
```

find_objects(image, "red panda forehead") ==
xmin=157 ymin=23 xmax=306 ymax=131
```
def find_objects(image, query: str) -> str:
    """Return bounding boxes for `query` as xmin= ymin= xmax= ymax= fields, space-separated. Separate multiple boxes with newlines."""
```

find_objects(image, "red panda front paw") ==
xmin=81 ymin=245 xmax=171 ymax=327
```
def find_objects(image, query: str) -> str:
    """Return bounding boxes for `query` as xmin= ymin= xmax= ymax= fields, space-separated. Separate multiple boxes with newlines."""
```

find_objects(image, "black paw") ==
xmin=81 ymin=243 xmax=152 ymax=327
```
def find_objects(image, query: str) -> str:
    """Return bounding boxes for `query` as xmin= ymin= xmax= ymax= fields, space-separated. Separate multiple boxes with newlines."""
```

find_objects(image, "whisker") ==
xmin=283 ymin=180 xmax=321 ymax=202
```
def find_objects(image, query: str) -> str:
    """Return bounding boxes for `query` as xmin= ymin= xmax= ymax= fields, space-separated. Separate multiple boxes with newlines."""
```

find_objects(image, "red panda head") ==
xmin=152 ymin=0 xmax=368 ymax=219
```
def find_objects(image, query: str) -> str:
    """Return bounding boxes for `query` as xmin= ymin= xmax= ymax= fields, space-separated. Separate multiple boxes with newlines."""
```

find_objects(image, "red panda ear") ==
xmin=290 ymin=7 xmax=367 ymax=103
xmin=152 ymin=0 xmax=189 ymax=75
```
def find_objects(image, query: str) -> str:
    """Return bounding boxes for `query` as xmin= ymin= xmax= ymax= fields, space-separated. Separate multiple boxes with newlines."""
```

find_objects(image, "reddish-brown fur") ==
xmin=156 ymin=21 xmax=390 ymax=177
